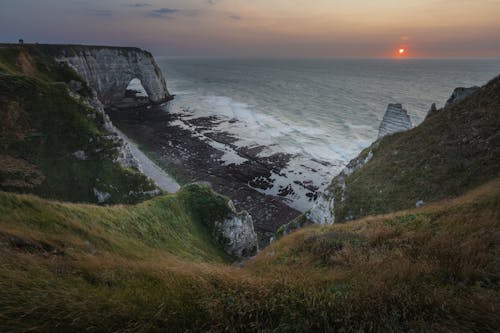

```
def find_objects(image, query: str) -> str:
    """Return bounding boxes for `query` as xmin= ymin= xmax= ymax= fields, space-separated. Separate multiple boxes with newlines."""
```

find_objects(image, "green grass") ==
xmin=0 ymin=45 xmax=156 ymax=204
xmin=1 ymin=43 xmax=498 ymax=332
xmin=0 ymin=185 xmax=231 ymax=262
xmin=0 ymin=179 xmax=498 ymax=332
xmin=329 ymin=74 xmax=500 ymax=222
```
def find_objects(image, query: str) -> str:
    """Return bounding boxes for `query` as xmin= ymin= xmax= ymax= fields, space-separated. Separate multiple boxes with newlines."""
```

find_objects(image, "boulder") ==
xmin=214 ymin=200 xmax=258 ymax=258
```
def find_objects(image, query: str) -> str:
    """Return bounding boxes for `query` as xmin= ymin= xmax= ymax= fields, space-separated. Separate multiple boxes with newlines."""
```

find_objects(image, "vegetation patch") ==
xmin=0 ymin=177 xmax=498 ymax=332
xmin=329 ymin=75 xmax=500 ymax=222
xmin=0 ymin=45 xmax=156 ymax=204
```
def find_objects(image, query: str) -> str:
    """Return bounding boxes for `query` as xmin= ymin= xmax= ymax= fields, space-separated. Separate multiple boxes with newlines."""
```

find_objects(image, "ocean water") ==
xmin=156 ymin=58 xmax=500 ymax=211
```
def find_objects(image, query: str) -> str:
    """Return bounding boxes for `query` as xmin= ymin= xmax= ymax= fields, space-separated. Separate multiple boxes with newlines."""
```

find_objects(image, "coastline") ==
xmin=113 ymin=126 xmax=180 ymax=193
xmin=108 ymin=105 xmax=301 ymax=244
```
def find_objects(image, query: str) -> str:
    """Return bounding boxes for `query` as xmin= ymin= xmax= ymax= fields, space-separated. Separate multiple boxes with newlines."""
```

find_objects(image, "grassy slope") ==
xmin=1 ymin=179 xmax=498 ymax=332
xmin=0 ymin=45 xmax=157 ymax=204
xmin=331 ymin=75 xmax=500 ymax=222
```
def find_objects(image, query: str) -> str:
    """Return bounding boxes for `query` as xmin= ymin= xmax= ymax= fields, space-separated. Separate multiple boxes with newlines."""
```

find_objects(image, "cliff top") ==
xmin=0 ymin=43 xmax=153 ymax=57
xmin=0 ymin=43 xmax=158 ymax=203
xmin=328 ymin=74 xmax=500 ymax=221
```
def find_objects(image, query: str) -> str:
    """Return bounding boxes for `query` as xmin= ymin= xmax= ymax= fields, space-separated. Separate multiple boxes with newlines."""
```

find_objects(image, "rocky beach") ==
xmin=109 ymin=105 xmax=303 ymax=244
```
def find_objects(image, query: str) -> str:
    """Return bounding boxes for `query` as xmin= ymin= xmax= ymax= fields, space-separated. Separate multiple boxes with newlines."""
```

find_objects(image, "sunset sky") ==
xmin=1 ymin=0 xmax=500 ymax=58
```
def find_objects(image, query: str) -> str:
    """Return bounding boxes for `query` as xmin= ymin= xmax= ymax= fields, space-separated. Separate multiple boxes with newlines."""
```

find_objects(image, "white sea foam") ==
xmin=166 ymin=93 xmax=354 ymax=211
xmin=157 ymin=57 xmax=500 ymax=212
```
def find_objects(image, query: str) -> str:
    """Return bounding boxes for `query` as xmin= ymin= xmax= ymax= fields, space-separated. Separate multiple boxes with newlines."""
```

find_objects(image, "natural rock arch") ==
xmin=126 ymin=78 xmax=149 ymax=98
xmin=52 ymin=45 xmax=171 ymax=107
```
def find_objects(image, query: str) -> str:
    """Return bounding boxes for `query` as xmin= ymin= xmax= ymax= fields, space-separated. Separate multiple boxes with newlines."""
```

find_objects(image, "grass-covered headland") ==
xmin=0 ymin=44 xmax=156 ymax=204
xmin=328 ymin=74 xmax=500 ymax=222
xmin=0 ymin=178 xmax=498 ymax=332
xmin=0 ymin=44 xmax=498 ymax=332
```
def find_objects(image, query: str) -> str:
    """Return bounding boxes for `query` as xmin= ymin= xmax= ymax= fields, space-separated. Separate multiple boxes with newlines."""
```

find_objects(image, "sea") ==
xmin=155 ymin=58 xmax=500 ymax=212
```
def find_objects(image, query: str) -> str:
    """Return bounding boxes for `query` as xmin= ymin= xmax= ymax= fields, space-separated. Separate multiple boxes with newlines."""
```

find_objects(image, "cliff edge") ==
xmin=309 ymin=75 xmax=500 ymax=224
xmin=39 ymin=44 xmax=172 ymax=108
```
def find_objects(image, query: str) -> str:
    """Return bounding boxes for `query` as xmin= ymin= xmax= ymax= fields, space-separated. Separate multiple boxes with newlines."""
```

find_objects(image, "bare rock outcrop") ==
xmin=445 ymin=86 xmax=479 ymax=107
xmin=307 ymin=148 xmax=374 ymax=225
xmin=44 ymin=45 xmax=172 ymax=107
xmin=214 ymin=200 xmax=258 ymax=258
xmin=378 ymin=103 xmax=412 ymax=138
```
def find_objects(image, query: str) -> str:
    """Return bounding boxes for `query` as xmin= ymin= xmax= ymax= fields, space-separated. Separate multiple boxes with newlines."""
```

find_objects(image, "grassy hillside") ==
xmin=330 ymin=75 xmax=500 ymax=222
xmin=1 ymin=179 xmax=498 ymax=332
xmin=0 ymin=45 xmax=157 ymax=204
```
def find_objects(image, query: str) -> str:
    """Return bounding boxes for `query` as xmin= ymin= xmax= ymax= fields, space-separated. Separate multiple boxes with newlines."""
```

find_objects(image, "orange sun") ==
xmin=398 ymin=48 xmax=405 ymax=55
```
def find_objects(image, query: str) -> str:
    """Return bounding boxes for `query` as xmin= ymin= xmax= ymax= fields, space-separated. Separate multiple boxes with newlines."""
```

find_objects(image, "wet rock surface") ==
xmin=109 ymin=106 xmax=301 ymax=245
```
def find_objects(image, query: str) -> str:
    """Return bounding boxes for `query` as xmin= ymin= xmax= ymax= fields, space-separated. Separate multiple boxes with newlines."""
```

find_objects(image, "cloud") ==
xmin=208 ymin=0 xmax=217 ymax=5
xmin=86 ymin=9 xmax=112 ymax=16
xmin=127 ymin=3 xmax=152 ymax=8
xmin=146 ymin=7 xmax=200 ymax=19
xmin=148 ymin=7 xmax=179 ymax=17
xmin=227 ymin=14 xmax=241 ymax=20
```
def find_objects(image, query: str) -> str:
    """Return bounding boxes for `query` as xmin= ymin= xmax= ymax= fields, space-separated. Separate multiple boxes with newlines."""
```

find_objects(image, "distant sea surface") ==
xmin=156 ymin=58 xmax=500 ymax=211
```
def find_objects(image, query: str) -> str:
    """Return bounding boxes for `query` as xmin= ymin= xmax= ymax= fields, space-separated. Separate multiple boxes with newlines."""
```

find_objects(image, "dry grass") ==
xmin=0 ymin=179 xmax=498 ymax=332
xmin=331 ymin=74 xmax=500 ymax=222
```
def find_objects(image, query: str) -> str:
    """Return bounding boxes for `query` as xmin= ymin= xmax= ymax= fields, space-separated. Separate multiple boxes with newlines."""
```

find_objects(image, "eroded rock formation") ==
xmin=45 ymin=45 xmax=171 ymax=107
xmin=307 ymin=148 xmax=374 ymax=225
xmin=445 ymin=86 xmax=479 ymax=107
xmin=378 ymin=103 xmax=412 ymax=138
xmin=214 ymin=200 xmax=258 ymax=258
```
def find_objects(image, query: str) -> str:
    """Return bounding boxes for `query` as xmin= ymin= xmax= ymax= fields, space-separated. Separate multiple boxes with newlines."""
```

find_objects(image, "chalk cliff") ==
xmin=42 ymin=45 xmax=172 ymax=107
xmin=214 ymin=200 xmax=258 ymax=258
xmin=445 ymin=86 xmax=479 ymax=107
xmin=378 ymin=103 xmax=412 ymax=138
xmin=427 ymin=86 xmax=481 ymax=118
xmin=307 ymin=147 xmax=374 ymax=225
xmin=307 ymin=75 xmax=500 ymax=227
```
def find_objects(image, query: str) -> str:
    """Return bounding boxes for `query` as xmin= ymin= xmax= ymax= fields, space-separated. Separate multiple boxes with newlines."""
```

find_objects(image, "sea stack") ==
xmin=378 ymin=103 xmax=412 ymax=138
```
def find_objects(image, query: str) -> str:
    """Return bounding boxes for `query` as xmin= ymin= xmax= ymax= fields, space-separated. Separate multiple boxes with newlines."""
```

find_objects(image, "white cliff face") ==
xmin=55 ymin=46 xmax=171 ymax=107
xmin=126 ymin=78 xmax=149 ymax=98
xmin=68 ymin=85 xmax=180 ymax=193
xmin=307 ymin=191 xmax=335 ymax=225
xmin=308 ymin=149 xmax=374 ymax=225
xmin=427 ymin=86 xmax=479 ymax=119
xmin=378 ymin=103 xmax=412 ymax=138
xmin=445 ymin=86 xmax=479 ymax=107
xmin=214 ymin=200 xmax=258 ymax=258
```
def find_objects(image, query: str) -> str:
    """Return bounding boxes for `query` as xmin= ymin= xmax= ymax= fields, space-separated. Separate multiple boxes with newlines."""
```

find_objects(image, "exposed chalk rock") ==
xmin=308 ymin=148 xmax=375 ymax=225
xmin=93 ymin=188 xmax=111 ymax=203
xmin=427 ymin=86 xmax=479 ymax=119
xmin=47 ymin=45 xmax=171 ymax=107
xmin=416 ymin=200 xmax=425 ymax=207
xmin=68 ymin=84 xmax=179 ymax=193
xmin=445 ymin=86 xmax=479 ymax=107
xmin=214 ymin=200 xmax=258 ymax=258
xmin=72 ymin=150 xmax=87 ymax=160
xmin=307 ymin=191 xmax=334 ymax=225
xmin=378 ymin=103 xmax=412 ymax=138
xmin=126 ymin=78 xmax=149 ymax=98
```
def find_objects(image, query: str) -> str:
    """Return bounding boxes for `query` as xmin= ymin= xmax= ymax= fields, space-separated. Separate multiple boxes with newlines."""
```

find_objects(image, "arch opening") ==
xmin=125 ymin=78 xmax=149 ymax=99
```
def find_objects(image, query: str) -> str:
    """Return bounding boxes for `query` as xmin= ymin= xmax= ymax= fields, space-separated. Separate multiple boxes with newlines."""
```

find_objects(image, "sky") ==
xmin=1 ymin=0 xmax=500 ymax=58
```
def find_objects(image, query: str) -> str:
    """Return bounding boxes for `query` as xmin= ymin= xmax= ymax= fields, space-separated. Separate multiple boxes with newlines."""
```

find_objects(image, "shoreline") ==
xmin=113 ymin=126 xmax=181 ymax=193
xmin=108 ymin=105 xmax=302 ymax=244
